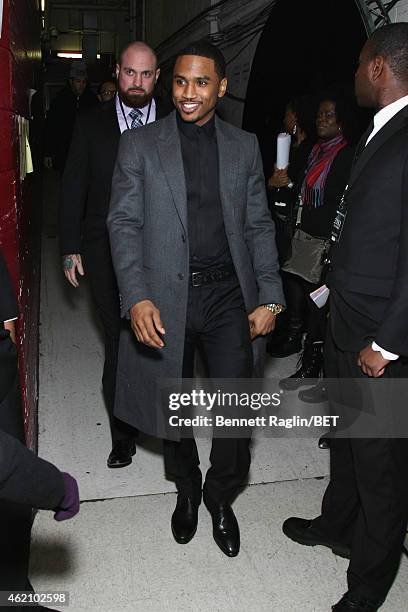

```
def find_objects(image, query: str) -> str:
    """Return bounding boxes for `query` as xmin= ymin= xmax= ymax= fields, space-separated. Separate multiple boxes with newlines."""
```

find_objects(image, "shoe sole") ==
xmin=171 ymin=524 xmax=197 ymax=545
xmin=283 ymin=527 xmax=350 ymax=559
xmin=299 ymin=395 xmax=328 ymax=404
xmin=280 ymin=381 xmax=319 ymax=391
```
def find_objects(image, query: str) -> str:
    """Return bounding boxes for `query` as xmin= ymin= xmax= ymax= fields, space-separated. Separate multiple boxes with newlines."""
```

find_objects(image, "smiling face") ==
xmin=116 ymin=44 xmax=160 ymax=108
xmin=172 ymin=54 xmax=227 ymax=126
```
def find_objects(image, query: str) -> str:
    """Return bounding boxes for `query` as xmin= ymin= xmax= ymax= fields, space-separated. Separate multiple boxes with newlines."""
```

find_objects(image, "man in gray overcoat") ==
xmin=108 ymin=41 xmax=284 ymax=557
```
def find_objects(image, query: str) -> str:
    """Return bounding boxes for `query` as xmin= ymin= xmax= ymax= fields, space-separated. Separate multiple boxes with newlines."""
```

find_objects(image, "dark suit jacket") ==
xmin=327 ymin=105 xmax=408 ymax=355
xmin=0 ymin=429 xmax=64 ymax=509
xmin=59 ymin=97 xmax=169 ymax=254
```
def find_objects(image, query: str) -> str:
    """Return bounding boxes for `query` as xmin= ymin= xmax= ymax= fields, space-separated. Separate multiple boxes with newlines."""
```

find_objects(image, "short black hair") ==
xmin=368 ymin=23 xmax=408 ymax=83
xmin=176 ymin=40 xmax=226 ymax=79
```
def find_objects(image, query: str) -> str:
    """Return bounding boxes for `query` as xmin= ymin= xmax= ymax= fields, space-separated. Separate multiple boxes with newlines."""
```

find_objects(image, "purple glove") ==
xmin=54 ymin=472 xmax=80 ymax=521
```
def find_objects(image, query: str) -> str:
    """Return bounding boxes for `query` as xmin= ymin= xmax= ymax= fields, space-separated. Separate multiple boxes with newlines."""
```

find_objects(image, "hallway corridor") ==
xmin=28 ymin=180 xmax=408 ymax=611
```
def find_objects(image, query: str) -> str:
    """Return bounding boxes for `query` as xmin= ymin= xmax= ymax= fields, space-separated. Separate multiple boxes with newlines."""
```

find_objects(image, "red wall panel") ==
xmin=0 ymin=110 xmax=14 ymax=172
xmin=0 ymin=46 xmax=12 ymax=111
xmin=0 ymin=0 xmax=41 ymax=450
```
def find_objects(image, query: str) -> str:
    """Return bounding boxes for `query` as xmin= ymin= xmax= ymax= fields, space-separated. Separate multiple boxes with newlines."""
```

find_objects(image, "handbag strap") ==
xmin=295 ymin=194 xmax=303 ymax=227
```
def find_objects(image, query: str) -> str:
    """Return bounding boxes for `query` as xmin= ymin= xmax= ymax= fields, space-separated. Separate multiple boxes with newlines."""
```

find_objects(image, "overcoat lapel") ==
xmin=348 ymin=106 xmax=408 ymax=190
xmin=215 ymin=116 xmax=239 ymax=231
xmin=101 ymin=99 xmax=121 ymax=139
xmin=156 ymin=112 xmax=188 ymax=234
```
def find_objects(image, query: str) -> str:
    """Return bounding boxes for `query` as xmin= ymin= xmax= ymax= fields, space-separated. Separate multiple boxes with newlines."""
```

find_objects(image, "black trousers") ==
xmin=83 ymin=235 xmax=137 ymax=445
xmin=316 ymin=328 xmax=408 ymax=603
xmin=164 ymin=278 xmax=253 ymax=505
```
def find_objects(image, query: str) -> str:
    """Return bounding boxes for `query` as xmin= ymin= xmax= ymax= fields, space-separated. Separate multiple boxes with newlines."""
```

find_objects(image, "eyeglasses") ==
xmin=317 ymin=111 xmax=337 ymax=120
xmin=101 ymin=90 xmax=116 ymax=96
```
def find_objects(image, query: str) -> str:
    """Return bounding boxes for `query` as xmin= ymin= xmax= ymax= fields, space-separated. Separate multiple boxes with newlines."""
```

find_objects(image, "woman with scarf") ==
xmin=279 ymin=92 xmax=355 ymax=395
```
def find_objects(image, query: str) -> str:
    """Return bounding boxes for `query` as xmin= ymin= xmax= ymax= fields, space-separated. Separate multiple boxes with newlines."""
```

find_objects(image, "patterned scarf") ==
xmin=300 ymin=134 xmax=347 ymax=208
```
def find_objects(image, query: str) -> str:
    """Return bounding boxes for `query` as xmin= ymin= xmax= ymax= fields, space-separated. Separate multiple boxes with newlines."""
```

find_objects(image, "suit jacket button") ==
xmin=178 ymin=273 xmax=184 ymax=280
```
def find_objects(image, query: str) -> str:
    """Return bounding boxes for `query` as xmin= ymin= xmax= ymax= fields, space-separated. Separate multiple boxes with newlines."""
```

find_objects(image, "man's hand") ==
xmin=357 ymin=344 xmax=390 ymax=377
xmin=130 ymin=300 xmax=166 ymax=348
xmin=267 ymin=167 xmax=290 ymax=189
xmin=248 ymin=307 xmax=276 ymax=340
xmin=44 ymin=156 xmax=53 ymax=169
xmin=62 ymin=254 xmax=84 ymax=288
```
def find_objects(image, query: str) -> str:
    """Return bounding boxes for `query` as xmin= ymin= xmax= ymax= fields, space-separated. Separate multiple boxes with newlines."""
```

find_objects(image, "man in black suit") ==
xmin=44 ymin=61 xmax=98 ymax=174
xmin=59 ymin=41 xmax=168 ymax=468
xmin=282 ymin=24 xmax=408 ymax=611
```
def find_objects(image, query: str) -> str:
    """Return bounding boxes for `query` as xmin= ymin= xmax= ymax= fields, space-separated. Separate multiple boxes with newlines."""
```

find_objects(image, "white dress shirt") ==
xmin=365 ymin=95 xmax=408 ymax=361
xmin=115 ymin=95 xmax=156 ymax=134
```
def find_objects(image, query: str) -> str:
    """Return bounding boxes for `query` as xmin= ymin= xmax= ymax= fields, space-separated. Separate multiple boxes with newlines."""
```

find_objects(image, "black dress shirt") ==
xmin=177 ymin=113 xmax=232 ymax=270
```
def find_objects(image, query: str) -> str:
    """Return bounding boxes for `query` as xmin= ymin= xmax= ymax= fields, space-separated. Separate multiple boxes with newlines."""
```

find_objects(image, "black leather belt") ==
xmin=190 ymin=264 xmax=236 ymax=287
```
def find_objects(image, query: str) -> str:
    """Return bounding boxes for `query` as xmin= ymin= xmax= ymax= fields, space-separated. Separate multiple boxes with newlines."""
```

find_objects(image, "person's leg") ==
xmin=306 ymin=330 xmax=408 ymax=603
xmin=197 ymin=280 xmax=253 ymax=506
xmin=163 ymin=289 xmax=202 ymax=504
xmin=83 ymin=236 xmax=137 ymax=447
xmin=282 ymin=328 xmax=357 ymax=557
xmin=163 ymin=291 xmax=202 ymax=545
xmin=343 ymin=357 xmax=408 ymax=603
xmin=268 ymin=271 xmax=305 ymax=357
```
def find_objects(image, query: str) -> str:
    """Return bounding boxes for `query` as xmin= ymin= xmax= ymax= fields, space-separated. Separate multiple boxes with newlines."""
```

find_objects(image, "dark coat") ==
xmin=59 ymin=97 xmax=169 ymax=254
xmin=327 ymin=105 xmax=408 ymax=355
xmin=107 ymin=111 xmax=285 ymax=438
xmin=45 ymin=85 xmax=98 ymax=172
xmin=0 ymin=429 xmax=64 ymax=509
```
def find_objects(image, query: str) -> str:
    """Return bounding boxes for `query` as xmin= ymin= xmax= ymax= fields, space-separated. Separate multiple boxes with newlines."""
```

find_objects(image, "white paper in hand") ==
xmin=276 ymin=133 xmax=291 ymax=169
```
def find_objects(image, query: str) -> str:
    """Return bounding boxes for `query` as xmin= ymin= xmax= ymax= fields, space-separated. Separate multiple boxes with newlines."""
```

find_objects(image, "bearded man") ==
xmin=58 ymin=41 xmax=170 ymax=468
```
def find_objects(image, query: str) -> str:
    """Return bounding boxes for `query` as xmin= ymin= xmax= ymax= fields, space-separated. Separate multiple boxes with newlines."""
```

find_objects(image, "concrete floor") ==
xmin=30 ymin=175 xmax=408 ymax=611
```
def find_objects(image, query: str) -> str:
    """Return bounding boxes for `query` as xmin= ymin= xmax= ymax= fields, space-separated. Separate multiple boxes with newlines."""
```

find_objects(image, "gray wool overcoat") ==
xmin=107 ymin=111 xmax=285 ymax=438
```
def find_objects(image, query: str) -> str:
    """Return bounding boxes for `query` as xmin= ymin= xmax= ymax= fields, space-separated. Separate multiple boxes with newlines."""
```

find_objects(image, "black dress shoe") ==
xmin=332 ymin=592 xmax=381 ymax=611
xmin=282 ymin=517 xmax=350 ymax=559
xmin=205 ymin=501 xmax=240 ymax=557
xmin=107 ymin=440 xmax=136 ymax=468
xmin=171 ymin=495 xmax=199 ymax=544
xmin=318 ymin=433 xmax=331 ymax=449
xmin=298 ymin=380 xmax=328 ymax=403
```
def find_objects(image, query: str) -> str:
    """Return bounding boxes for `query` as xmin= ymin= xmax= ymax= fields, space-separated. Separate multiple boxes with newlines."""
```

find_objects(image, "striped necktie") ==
xmin=129 ymin=108 xmax=144 ymax=129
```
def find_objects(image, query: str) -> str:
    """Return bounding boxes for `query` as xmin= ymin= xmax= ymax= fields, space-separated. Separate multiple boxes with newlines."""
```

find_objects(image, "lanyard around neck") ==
xmin=119 ymin=97 xmax=152 ymax=130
